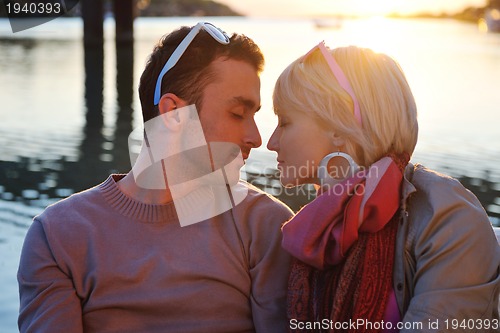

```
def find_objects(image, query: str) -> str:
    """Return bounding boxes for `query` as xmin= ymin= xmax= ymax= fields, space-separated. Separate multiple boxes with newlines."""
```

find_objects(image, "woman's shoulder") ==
xmin=411 ymin=163 xmax=464 ymax=190
xmin=407 ymin=163 xmax=483 ymax=210
xmin=403 ymin=163 xmax=494 ymax=245
xmin=398 ymin=165 xmax=500 ymax=322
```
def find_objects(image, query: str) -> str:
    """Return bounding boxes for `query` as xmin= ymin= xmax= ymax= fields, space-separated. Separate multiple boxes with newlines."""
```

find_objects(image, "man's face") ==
xmin=197 ymin=57 xmax=262 ymax=160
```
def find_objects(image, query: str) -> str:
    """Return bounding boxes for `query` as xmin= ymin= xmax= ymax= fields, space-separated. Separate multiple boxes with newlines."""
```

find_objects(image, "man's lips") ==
xmin=241 ymin=150 xmax=251 ymax=160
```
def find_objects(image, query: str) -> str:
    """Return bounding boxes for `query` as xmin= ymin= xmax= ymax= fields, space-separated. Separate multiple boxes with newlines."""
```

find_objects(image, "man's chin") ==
xmin=280 ymin=177 xmax=302 ymax=189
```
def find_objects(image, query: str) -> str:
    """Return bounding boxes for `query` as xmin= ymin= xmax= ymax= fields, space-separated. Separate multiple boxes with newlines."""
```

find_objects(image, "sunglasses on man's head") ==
xmin=153 ymin=22 xmax=230 ymax=106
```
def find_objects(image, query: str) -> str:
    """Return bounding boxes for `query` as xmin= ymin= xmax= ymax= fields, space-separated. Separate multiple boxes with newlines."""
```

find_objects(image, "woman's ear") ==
xmin=332 ymin=133 xmax=345 ymax=148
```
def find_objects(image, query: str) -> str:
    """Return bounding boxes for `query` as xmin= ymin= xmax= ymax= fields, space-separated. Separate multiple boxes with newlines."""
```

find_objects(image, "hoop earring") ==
xmin=318 ymin=152 xmax=359 ymax=185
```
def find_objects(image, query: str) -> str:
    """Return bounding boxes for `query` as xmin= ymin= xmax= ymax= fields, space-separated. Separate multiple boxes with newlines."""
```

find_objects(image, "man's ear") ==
xmin=158 ymin=93 xmax=185 ymax=115
xmin=157 ymin=93 xmax=188 ymax=131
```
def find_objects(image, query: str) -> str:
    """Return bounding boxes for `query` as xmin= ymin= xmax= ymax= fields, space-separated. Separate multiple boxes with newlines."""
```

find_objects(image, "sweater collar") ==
xmin=99 ymin=174 xmax=179 ymax=223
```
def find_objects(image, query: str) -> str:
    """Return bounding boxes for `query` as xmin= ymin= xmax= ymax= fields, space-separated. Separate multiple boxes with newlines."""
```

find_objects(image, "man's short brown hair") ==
xmin=139 ymin=25 xmax=264 ymax=123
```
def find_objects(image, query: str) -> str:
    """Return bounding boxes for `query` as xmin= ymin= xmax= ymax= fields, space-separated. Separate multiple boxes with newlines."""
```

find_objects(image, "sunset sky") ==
xmin=218 ymin=0 xmax=488 ymax=17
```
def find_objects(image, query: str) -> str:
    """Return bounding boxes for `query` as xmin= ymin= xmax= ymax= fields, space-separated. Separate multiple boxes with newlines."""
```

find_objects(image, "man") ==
xmin=18 ymin=22 xmax=292 ymax=333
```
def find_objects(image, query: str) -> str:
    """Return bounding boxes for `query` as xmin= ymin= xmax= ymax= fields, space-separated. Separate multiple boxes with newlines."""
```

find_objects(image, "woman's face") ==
xmin=267 ymin=107 xmax=336 ymax=187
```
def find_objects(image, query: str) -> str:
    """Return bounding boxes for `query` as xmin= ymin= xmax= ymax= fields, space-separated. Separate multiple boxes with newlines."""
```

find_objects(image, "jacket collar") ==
xmin=399 ymin=163 xmax=418 ymax=221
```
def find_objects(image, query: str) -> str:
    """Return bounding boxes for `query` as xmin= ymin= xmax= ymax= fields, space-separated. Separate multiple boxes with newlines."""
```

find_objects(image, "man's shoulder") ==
xmin=238 ymin=180 xmax=292 ymax=214
xmin=228 ymin=181 xmax=293 ymax=229
xmin=35 ymin=176 xmax=111 ymax=224
xmin=229 ymin=181 xmax=293 ymax=251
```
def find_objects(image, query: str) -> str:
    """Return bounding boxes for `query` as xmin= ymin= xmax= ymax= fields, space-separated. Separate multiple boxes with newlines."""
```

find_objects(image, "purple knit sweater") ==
xmin=18 ymin=174 xmax=293 ymax=333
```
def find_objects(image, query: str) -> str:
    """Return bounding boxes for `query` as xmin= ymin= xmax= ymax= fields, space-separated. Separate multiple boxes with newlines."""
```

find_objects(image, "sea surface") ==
xmin=1 ymin=16 xmax=500 ymax=332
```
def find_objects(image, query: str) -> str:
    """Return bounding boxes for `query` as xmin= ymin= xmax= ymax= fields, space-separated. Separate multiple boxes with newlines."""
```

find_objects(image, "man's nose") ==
xmin=246 ymin=119 xmax=262 ymax=148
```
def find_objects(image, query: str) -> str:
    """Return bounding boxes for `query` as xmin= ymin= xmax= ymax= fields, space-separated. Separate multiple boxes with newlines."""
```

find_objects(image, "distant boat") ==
xmin=479 ymin=8 xmax=500 ymax=32
xmin=313 ymin=18 xmax=342 ymax=29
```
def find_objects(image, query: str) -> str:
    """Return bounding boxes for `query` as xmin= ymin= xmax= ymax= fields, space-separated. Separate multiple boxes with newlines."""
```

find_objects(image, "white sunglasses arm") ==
xmin=153 ymin=23 xmax=203 ymax=104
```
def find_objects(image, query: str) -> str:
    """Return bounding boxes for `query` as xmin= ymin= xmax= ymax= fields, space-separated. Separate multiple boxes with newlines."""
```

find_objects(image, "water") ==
xmin=1 ymin=16 xmax=500 ymax=332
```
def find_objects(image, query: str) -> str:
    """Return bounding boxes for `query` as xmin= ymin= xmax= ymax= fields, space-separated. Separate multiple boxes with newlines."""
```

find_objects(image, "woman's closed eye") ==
xmin=278 ymin=117 xmax=289 ymax=127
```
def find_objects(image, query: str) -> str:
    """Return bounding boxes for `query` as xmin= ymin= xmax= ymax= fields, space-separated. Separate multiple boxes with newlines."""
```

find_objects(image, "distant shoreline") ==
xmin=385 ymin=6 xmax=487 ymax=24
xmin=308 ymin=6 xmax=491 ymax=25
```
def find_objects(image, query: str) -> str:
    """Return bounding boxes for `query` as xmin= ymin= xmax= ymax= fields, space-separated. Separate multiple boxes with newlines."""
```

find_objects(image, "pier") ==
xmin=81 ymin=0 xmax=136 ymax=47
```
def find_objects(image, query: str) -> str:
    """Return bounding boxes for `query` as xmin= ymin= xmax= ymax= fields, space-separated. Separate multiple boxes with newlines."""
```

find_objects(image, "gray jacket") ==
xmin=394 ymin=164 xmax=500 ymax=332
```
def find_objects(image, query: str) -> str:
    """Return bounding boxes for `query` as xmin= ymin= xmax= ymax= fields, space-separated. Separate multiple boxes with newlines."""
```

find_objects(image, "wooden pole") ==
xmin=114 ymin=0 xmax=135 ymax=45
xmin=81 ymin=0 xmax=104 ymax=47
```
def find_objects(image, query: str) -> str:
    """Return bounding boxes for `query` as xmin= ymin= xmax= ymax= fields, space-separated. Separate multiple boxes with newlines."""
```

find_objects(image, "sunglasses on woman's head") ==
xmin=302 ymin=41 xmax=362 ymax=127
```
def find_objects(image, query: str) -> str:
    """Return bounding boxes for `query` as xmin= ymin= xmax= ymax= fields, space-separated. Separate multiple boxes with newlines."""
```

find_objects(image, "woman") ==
xmin=267 ymin=42 xmax=500 ymax=332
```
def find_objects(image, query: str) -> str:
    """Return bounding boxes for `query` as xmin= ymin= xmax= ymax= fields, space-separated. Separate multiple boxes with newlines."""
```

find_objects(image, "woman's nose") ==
xmin=267 ymin=127 xmax=280 ymax=152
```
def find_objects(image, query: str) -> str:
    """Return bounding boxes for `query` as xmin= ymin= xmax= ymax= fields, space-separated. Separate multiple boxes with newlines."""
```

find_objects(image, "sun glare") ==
xmin=347 ymin=0 xmax=402 ymax=16
xmin=220 ymin=0 xmax=489 ymax=18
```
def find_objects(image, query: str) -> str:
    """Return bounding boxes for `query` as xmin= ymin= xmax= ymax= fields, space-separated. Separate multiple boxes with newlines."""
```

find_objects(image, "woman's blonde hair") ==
xmin=273 ymin=45 xmax=418 ymax=167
